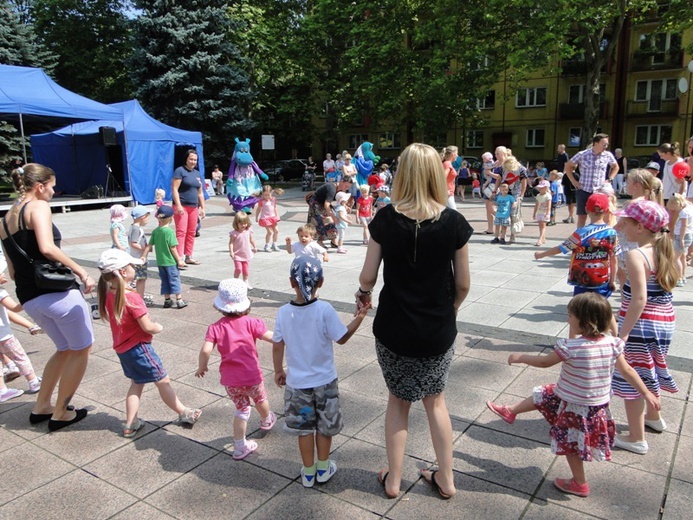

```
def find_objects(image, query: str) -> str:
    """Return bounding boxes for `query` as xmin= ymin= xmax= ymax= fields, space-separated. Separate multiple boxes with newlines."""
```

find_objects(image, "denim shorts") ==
xmin=674 ymin=234 xmax=693 ymax=253
xmin=117 ymin=342 xmax=167 ymax=384
xmin=158 ymin=265 xmax=181 ymax=295
xmin=283 ymin=378 xmax=342 ymax=437
xmin=23 ymin=289 xmax=94 ymax=351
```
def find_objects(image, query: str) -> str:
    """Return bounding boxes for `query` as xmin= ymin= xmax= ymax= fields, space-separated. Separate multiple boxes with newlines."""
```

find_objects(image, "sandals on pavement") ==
xmin=421 ymin=469 xmax=454 ymax=500
xmin=232 ymin=440 xmax=258 ymax=460
xmin=185 ymin=257 xmax=201 ymax=265
xmin=260 ymin=411 xmax=277 ymax=431
xmin=378 ymin=469 xmax=399 ymax=499
xmin=179 ymin=408 xmax=202 ymax=425
xmin=123 ymin=418 xmax=145 ymax=438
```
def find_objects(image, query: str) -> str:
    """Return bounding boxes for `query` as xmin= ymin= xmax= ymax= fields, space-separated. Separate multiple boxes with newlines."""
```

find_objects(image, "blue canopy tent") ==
xmin=0 ymin=63 xmax=123 ymax=174
xmin=31 ymin=100 xmax=205 ymax=204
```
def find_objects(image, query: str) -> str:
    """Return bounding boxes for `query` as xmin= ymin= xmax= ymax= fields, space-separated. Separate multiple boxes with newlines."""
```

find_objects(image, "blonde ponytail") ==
xmin=653 ymin=232 xmax=678 ymax=292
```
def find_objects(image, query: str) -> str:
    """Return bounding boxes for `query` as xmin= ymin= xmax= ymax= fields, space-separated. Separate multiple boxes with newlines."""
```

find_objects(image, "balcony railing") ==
xmin=559 ymin=101 xmax=608 ymax=120
xmin=631 ymin=49 xmax=683 ymax=72
xmin=560 ymin=60 xmax=607 ymax=76
xmin=626 ymin=99 xmax=678 ymax=118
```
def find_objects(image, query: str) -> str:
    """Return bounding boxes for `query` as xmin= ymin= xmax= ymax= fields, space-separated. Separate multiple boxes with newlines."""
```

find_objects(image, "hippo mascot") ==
xmin=226 ymin=138 xmax=268 ymax=213
xmin=353 ymin=141 xmax=380 ymax=187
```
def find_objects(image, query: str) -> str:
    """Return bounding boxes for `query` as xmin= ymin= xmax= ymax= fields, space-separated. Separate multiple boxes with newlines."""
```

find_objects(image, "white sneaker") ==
xmin=263 ymin=244 xmax=271 ymax=252
xmin=26 ymin=377 xmax=42 ymax=394
xmin=271 ymin=243 xmax=280 ymax=252
xmin=0 ymin=388 xmax=24 ymax=402
xmin=644 ymin=418 xmax=667 ymax=432
xmin=614 ymin=436 xmax=648 ymax=454
xmin=301 ymin=467 xmax=316 ymax=488
xmin=316 ymin=460 xmax=337 ymax=483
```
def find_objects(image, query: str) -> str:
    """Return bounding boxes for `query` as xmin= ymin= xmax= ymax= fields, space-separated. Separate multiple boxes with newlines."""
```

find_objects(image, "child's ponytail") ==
xmin=97 ymin=272 xmax=127 ymax=323
xmin=653 ymin=232 xmax=678 ymax=292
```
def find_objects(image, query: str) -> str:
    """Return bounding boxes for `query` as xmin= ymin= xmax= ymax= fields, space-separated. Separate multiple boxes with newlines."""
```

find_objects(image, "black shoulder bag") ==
xmin=2 ymin=208 xmax=77 ymax=292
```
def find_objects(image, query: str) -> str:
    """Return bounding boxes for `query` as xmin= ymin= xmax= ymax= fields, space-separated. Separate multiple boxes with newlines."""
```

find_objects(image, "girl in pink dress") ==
xmin=229 ymin=213 xmax=257 ymax=289
xmin=255 ymin=185 xmax=283 ymax=252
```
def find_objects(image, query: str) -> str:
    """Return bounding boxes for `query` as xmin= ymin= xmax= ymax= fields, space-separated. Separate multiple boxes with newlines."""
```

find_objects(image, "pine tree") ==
xmin=130 ymin=0 xmax=252 ymax=166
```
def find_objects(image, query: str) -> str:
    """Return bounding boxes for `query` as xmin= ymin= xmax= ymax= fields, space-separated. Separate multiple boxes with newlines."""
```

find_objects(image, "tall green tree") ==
xmin=130 ymin=0 xmax=252 ymax=166
xmin=0 ymin=1 xmax=56 ymax=172
xmin=30 ymin=0 xmax=134 ymax=103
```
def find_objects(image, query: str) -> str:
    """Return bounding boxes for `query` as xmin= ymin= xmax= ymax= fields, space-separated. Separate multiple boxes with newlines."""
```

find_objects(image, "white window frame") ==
xmin=516 ymin=87 xmax=547 ymax=108
xmin=635 ymin=79 xmax=677 ymax=102
xmin=526 ymin=128 xmax=545 ymax=148
xmin=348 ymin=134 xmax=369 ymax=150
xmin=466 ymin=130 xmax=483 ymax=149
xmin=378 ymin=132 xmax=401 ymax=150
xmin=476 ymin=90 xmax=495 ymax=110
xmin=634 ymin=125 xmax=672 ymax=147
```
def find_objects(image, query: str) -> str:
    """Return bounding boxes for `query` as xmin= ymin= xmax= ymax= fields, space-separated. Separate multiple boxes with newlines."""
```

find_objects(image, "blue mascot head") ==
xmin=233 ymin=138 xmax=254 ymax=166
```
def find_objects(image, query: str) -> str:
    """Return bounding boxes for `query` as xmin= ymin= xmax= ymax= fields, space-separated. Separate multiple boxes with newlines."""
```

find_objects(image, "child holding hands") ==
xmin=273 ymin=257 xmax=370 ymax=487
xmin=487 ymin=292 xmax=660 ymax=498
xmin=196 ymin=279 xmax=277 ymax=460
xmin=97 ymin=249 xmax=201 ymax=437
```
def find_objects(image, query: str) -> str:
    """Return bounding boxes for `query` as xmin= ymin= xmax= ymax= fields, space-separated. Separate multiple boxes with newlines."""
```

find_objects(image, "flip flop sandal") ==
xmin=378 ymin=469 xmax=398 ymax=499
xmin=232 ymin=440 xmax=258 ymax=460
xmin=185 ymin=258 xmax=201 ymax=265
xmin=179 ymin=408 xmax=202 ymax=424
xmin=123 ymin=418 xmax=145 ymax=438
xmin=422 ymin=469 xmax=453 ymax=500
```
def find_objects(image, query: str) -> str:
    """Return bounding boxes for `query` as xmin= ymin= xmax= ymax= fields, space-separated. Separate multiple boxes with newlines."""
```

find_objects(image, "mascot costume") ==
xmin=226 ymin=138 xmax=268 ymax=213
xmin=353 ymin=141 xmax=380 ymax=187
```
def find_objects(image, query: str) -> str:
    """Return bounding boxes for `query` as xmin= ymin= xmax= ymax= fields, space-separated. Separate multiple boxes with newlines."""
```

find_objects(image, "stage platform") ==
xmin=0 ymin=194 xmax=132 ymax=213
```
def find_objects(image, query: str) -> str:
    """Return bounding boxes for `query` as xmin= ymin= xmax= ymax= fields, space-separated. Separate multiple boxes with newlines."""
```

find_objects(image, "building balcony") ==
xmin=626 ymin=99 xmax=679 ymax=118
xmin=630 ymin=50 xmax=683 ymax=72
xmin=560 ymin=60 xmax=607 ymax=77
xmin=559 ymin=101 xmax=608 ymax=120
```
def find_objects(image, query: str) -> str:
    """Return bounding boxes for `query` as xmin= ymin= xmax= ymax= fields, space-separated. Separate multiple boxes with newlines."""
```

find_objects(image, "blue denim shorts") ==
xmin=158 ymin=265 xmax=181 ymax=295
xmin=117 ymin=342 xmax=167 ymax=384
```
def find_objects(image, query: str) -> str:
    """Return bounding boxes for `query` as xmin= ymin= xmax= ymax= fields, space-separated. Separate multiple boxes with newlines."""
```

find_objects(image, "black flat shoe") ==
xmin=30 ymin=405 xmax=75 ymax=424
xmin=48 ymin=408 xmax=88 ymax=431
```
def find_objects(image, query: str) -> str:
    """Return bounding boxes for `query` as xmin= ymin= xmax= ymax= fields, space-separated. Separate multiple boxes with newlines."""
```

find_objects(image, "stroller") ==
xmin=302 ymin=169 xmax=315 ymax=191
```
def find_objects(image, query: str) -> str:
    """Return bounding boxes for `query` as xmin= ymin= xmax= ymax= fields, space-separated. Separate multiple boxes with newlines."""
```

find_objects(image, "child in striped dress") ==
xmin=611 ymin=199 xmax=679 ymax=455
xmin=486 ymin=292 xmax=658 ymax=498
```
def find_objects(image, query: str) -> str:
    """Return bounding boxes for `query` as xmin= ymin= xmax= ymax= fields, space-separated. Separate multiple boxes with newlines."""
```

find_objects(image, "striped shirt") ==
xmin=553 ymin=336 xmax=624 ymax=406
xmin=570 ymin=148 xmax=617 ymax=193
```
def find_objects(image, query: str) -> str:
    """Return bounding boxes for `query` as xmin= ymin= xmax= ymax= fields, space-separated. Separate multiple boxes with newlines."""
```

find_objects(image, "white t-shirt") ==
xmin=292 ymin=241 xmax=326 ymax=260
xmin=674 ymin=204 xmax=693 ymax=235
xmin=662 ymin=158 xmax=684 ymax=199
xmin=0 ymin=289 xmax=14 ymax=342
xmin=273 ymin=299 xmax=347 ymax=389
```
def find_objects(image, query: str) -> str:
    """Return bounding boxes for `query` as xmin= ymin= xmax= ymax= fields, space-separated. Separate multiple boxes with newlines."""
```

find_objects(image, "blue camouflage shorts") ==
xmin=283 ymin=378 xmax=343 ymax=437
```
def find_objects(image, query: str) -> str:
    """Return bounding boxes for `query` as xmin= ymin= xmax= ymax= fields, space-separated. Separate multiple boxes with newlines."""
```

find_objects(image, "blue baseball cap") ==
xmin=156 ymin=205 xmax=174 ymax=219
xmin=131 ymin=205 xmax=151 ymax=220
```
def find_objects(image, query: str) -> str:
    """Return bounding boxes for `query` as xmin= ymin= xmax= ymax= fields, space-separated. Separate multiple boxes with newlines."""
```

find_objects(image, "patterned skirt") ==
xmin=375 ymin=339 xmax=453 ymax=402
xmin=534 ymin=384 xmax=615 ymax=462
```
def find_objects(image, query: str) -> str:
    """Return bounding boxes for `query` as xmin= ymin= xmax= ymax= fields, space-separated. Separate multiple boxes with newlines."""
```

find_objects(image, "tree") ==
xmin=30 ymin=0 xmax=134 ymax=102
xmin=0 ymin=1 xmax=56 ymax=172
xmin=130 ymin=0 xmax=252 ymax=166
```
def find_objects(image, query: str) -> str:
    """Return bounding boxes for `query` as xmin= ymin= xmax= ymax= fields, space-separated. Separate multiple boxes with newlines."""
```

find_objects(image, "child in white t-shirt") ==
xmin=272 ymin=257 xmax=370 ymax=488
xmin=285 ymin=224 xmax=328 ymax=262
xmin=667 ymin=194 xmax=693 ymax=286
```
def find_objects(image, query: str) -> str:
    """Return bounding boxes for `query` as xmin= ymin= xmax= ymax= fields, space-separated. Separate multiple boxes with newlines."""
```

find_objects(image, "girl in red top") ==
xmin=442 ymin=146 xmax=459 ymax=210
xmin=97 ymin=249 xmax=201 ymax=438
xmin=357 ymin=184 xmax=374 ymax=244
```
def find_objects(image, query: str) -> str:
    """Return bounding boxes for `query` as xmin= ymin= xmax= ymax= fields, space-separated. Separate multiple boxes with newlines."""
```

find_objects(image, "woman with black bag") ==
xmin=0 ymin=164 xmax=95 ymax=431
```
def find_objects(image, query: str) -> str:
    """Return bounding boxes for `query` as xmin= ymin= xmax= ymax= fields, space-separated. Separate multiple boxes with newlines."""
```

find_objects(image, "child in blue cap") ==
xmin=272 ymin=256 xmax=370 ymax=488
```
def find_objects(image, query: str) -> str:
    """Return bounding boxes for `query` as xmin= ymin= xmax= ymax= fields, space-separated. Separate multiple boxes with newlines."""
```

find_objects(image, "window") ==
xmin=348 ymin=134 xmax=369 ymax=150
xmin=378 ymin=132 xmax=401 ymax=150
xmin=568 ymin=128 xmax=581 ymax=147
xmin=635 ymin=125 xmax=672 ymax=146
xmin=476 ymin=90 xmax=495 ymax=110
xmin=526 ymin=129 xmax=545 ymax=148
xmin=466 ymin=130 xmax=483 ymax=149
xmin=639 ymin=32 xmax=682 ymax=59
xmin=569 ymin=84 xmax=606 ymax=104
xmin=635 ymin=79 xmax=677 ymax=112
xmin=516 ymin=87 xmax=547 ymax=107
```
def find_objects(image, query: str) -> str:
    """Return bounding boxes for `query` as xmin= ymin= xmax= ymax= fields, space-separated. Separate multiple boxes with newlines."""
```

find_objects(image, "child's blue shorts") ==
xmin=117 ymin=342 xmax=167 ymax=384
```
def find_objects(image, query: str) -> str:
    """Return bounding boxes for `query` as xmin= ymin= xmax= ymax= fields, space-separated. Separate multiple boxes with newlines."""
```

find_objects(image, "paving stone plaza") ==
xmin=0 ymin=187 xmax=691 ymax=519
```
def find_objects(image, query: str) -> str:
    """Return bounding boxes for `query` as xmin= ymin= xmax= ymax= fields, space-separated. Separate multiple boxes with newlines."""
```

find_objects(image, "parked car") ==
xmin=262 ymin=159 xmax=308 ymax=182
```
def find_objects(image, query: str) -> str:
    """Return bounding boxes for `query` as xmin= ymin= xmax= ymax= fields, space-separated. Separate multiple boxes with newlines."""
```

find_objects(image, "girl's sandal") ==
xmin=123 ymin=418 xmax=144 ymax=438
xmin=378 ymin=469 xmax=399 ymax=499
xmin=179 ymin=408 xmax=202 ymax=425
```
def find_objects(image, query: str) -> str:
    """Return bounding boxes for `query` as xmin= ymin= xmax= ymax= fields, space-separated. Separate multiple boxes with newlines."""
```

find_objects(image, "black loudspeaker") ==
xmin=99 ymin=126 xmax=117 ymax=146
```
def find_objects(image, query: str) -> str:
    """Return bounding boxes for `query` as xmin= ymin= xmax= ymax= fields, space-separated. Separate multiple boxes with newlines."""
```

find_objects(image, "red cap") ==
xmin=586 ymin=193 xmax=610 ymax=213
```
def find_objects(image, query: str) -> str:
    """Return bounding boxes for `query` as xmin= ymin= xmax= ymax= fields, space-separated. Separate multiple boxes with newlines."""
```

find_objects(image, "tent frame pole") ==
xmin=19 ymin=113 xmax=27 ymax=163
